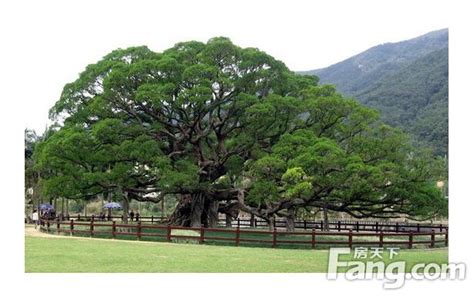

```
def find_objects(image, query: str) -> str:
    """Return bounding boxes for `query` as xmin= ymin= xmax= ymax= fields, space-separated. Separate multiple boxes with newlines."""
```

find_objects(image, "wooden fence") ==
xmin=39 ymin=219 xmax=448 ymax=250
xmin=56 ymin=214 xmax=448 ymax=234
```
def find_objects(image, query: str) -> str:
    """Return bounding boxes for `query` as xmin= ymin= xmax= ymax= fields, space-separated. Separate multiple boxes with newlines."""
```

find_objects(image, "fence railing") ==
xmin=39 ymin=219 xmax=448 ymax=250
xmin=48 ymin=214 xmax=448 ymax=234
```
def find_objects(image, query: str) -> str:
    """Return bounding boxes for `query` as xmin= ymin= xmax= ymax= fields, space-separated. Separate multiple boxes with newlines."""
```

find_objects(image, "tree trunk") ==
xmin=268 ymin=215 xmax=275 ymax=231
xmin=190 ymin=193 xmax=205 ymax=227
xmin=161 ymin=196 xmax=165 ymax=220
xmin=225 ymin=214 xmax=232 ymax=228
xmin=168 ymin=193 xmax=206 ymax=227
xmin=323 ymin=204 xmax=329 ymax=231
xmin=168 ymin=194 xmax=191 ymax=226
xmin=286 ymin=207 xmax=296 ymax=232
xmin=250 ymin=214 xmax=256 ymax=228
xmin=105 ymin=192 xmax=112 ymax=218
xmin=122 ymin=192 xmax=129 ymax=224
xmin=36 ymin=171 xmax=42 ymax=215
xmin=207 ymin=199 xmax=219 ymax=228
xmin=220 ymin=201 xmax=239 ymax=228
xmin=65 ymin=199 xmax=69 ymax=216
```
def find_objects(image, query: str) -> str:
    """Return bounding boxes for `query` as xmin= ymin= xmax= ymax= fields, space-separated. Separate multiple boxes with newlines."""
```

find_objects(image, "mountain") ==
xmin=301 ymin=29 xmax=448 ymax=156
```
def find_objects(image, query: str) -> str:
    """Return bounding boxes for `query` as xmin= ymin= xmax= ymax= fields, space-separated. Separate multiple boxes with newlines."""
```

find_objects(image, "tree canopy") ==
xmin=33 ymin=37 xmax=447 ymax=228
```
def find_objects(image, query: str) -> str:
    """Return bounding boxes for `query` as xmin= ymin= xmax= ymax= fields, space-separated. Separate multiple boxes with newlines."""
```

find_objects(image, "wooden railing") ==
xmin=39 ymin=219 xmax=448 ymax=249
xmin=49 ymin=214 xmax=448 ymax=233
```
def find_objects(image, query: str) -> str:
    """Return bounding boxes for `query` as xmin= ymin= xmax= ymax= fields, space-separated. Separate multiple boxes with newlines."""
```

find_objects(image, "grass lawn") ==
xmin=25 ymin=235 xmax=448 ymax=273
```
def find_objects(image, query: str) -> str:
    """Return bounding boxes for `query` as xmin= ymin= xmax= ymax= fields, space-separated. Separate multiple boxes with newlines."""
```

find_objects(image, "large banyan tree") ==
xmin=35 ymin=37 xmax=447 ymax=228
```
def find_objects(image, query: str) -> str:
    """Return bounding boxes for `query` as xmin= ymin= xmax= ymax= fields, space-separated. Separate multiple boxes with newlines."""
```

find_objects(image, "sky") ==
xmin=0 ymin=0 xmax=452 ymax=134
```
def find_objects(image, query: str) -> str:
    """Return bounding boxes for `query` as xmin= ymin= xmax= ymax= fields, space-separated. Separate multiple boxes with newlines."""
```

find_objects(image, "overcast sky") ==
xmin=2 ymin=0 xmax=452 ymax=133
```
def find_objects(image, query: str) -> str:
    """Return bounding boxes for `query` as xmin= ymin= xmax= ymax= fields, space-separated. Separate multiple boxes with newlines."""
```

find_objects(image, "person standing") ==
xmin=32 ymin=210 xmax=39 ymax=229
xmin=130 ymin=210 xmax=135 ymax=222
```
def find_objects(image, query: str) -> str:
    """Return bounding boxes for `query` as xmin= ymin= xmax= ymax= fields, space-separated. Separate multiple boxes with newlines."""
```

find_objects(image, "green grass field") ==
xmin=25 ymin=234 xmax=448 ymax=272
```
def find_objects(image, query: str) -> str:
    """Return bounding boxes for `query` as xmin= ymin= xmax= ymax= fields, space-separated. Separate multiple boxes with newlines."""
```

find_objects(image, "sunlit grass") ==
xmin=25 ymin=235 xmax=448 ymax=272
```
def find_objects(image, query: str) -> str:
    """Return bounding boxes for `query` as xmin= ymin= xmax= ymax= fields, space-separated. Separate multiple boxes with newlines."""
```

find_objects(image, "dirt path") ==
xmin=24 ymin=225 xmax=170 ymax=246
xmin=25 ymin=225 xmax=55 ymax=238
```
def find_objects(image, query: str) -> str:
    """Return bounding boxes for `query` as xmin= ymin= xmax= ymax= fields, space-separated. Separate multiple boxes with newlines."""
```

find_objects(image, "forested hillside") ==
xmin=302 ymin=29 xmax=448 ymax=156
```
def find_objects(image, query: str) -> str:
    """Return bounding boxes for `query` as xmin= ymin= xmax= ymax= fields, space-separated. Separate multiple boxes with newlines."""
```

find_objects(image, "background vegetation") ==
xmin=303 ymin=29 xmax=448 ymax=157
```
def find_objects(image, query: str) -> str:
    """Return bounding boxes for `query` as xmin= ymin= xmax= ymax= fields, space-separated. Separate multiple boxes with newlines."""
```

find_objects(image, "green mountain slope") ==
xmin=358 ymin=48 xmax=448 ymax=156
xmin=301 ymin=29 xmax=448 ymax=156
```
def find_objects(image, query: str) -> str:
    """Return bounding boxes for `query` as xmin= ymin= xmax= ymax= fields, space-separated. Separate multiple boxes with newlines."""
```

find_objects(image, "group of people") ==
xmin=97 ymin=212 xmax=111 ymax=221
xmin=92 ymin=210 xmax=141 ymax=222
xmin=95 ymin=210 xmax=141 ymax=222
xmin=30 ymin=209 xmax=142 ymax=227
xmin=123 ymin=210 xmax=140 ymax=222
xmin=40 ymin=208 xmax=56 ymax=219
xmin=30 ymin=209 xmax=70 ymax=229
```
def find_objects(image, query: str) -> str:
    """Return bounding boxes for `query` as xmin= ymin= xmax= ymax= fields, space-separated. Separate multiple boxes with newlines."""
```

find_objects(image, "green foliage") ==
xmin=359 ymin=48 xmax=448 ymax=156
xmin=33 ymin=36 xmax=447 ymax=224
xmin=245 ymin=88 xmax=446 ymax=219
xmin=305 ymin=29 xmax=448 ymax=156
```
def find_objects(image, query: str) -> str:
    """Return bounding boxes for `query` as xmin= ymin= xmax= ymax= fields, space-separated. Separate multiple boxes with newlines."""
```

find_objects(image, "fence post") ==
xmin=90 ymin=219 xmax=94 ymax=237
xmin=200 ymin=225 xmax=205 ymax=244
xmin=237 ymin=218 xmax=241 ymax=228
xmin=445 ymin=228 xmax=448 ymax=247
xmin=137 ymin=221 xmax=142 ymax=240
xmin=375 ymin=221 xmax=379 ymax=232
xmin=408 ymin=232 xmax=413 ymax=249
xmin=439 ymin=224 xmax=443 ymax=233
xmin=430 ymin=229 xmax=435 ymax=248
xmin=112 ymin=221 xmax=116 ymax=239
xmin=320 ymin=220 xmax=323 ymax=230
xmin=312 ymin=228 xmax=316 ymax=249
xmin=337 ymin=221 xmax=341 ymax=232
xmin=70 ymin=219 xmax=74 ymax=236
xmin=379 ymin=232 xmax=384 ymax=248
xmin=272 ymin=228 xmax=277 ymax=248
xmin=417 ymin=223 xmax=420 ymax=232
xmin=151 ymin=215 xmax=154 ymax=224
xmin=349 ymin=230 xmax=353 ymax=249
xmin=236 ymin=224 xmax=240 ymax=246
xmin=167 ymin=224 xmax=171 ymax=242
xmin=356 ymin=221 xmax=359 ymax=232
xmin=395 ymin=222 xmax=399 ymax=233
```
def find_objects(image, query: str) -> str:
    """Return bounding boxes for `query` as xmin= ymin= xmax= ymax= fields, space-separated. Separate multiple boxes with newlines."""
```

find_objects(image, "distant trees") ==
xmin=25 ymin=129 xmax=40 ymax=214
xmin=31 ymin=37 xmax=447 ymax=229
